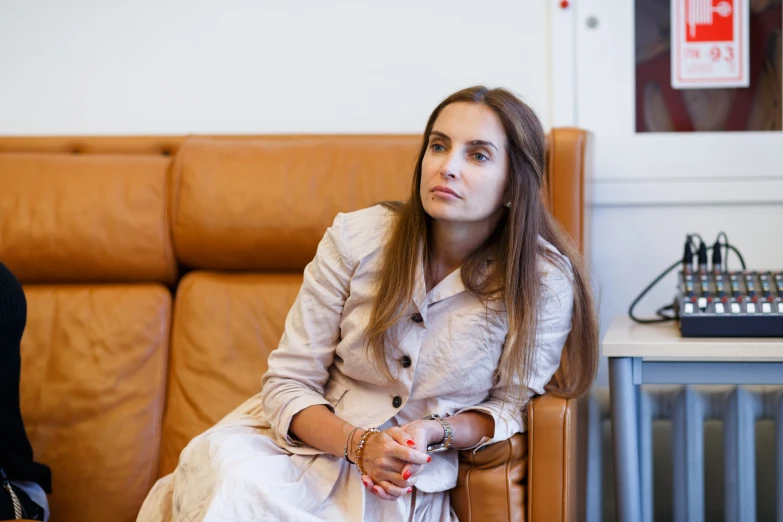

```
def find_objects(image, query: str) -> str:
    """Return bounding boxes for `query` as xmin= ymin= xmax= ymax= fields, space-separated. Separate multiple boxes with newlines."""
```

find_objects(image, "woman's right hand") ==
xmin=357 ymin=427 xmax=430 ymax=501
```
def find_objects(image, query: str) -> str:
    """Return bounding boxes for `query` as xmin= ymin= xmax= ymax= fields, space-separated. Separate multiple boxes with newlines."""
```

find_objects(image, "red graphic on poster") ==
xmin=685 ymin=0 xmax=734 ymax=42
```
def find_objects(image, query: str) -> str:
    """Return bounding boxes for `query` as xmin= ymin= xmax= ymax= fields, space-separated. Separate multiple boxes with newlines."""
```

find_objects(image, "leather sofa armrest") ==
xmin=450 ymin=433 xmax=527 ymax=522
xmin=527 ymin=393 xmax=587 ymax=522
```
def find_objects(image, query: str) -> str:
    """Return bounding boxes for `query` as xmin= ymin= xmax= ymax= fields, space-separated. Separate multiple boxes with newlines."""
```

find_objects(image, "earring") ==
xmin=505 ymin=202 xmax=512 ymax=208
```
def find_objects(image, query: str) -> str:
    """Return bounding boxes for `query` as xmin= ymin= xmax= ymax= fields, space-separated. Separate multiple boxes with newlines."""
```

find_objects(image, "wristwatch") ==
xmin=423 ymin=413 xmax=453 ymax=453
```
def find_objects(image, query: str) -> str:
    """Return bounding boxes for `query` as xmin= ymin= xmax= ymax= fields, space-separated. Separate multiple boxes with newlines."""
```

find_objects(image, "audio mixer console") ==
xmin=676 ymin=270 xmax=783 ymax=337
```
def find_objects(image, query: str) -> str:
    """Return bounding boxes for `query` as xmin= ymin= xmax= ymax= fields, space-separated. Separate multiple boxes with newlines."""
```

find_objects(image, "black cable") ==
xmin=656 ymin=304 xmax=676 ymax=320
xmin=712 ymin=232 xmax=746 ymax=270
xmin=688 ymin=233 xmax=704 ymax=247
xmin=717 ymin=232 xmax=729 ymax=270
xmin=628 ymin=258 xmax=681 ymax=324
xmin=727 ymin=244 xmax=746 ymax=270
xmin=628 ymin=232 xmax=747 ymax=325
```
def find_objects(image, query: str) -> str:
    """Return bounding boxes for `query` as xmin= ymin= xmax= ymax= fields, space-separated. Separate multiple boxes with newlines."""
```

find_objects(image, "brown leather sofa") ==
xmin=0 ymin=129 xmax=591 ymax=522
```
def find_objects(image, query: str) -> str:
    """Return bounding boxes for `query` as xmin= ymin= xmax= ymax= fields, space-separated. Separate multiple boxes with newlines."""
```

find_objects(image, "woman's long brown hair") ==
xmin=364 ymin=86 xmax=599 ymax=402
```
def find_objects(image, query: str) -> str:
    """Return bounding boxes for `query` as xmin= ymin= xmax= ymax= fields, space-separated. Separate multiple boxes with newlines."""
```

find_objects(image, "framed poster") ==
xmin=635 ymin=0 xmax=781 ymax=132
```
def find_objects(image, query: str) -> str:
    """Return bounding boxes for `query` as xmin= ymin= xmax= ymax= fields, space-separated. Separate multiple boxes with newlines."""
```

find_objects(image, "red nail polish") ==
xmin=407 ymin=439 xmax=415 ymax=447
xmin=426 ymin=455 xmax=432 ymax=463
xmin=402 ymin=470 xmax=412 ymax=480
xmin=373 ymin=486 xmax=381 ymax=495
xmin=407 ymin=488 xmax=413 ymax=493
xmin=362 ymin=479 xmax=368 ymax=487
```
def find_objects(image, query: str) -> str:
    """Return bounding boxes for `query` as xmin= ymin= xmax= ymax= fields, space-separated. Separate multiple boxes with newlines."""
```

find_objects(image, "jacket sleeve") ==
xmin=454 ymin=258 xmax=574 ymax=452
xmin=260 ymin=213 xmax=354 ymax=446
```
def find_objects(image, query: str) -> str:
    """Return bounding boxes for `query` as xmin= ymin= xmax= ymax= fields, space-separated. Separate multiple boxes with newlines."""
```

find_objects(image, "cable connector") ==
xmin=698 ymin=241 xmax=708 ymax=273
xmin=683 ymin=240 xmax=694 ymax=274
xmin=712 ymin=239 xmax=723 ymax=272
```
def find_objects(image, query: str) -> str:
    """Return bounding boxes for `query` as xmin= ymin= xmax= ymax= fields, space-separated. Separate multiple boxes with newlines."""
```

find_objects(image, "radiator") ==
xmin=586 ymin=386 xmax=783 ymax=522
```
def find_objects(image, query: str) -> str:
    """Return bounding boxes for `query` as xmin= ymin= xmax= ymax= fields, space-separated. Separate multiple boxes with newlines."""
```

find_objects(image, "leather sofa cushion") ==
xmin=158 ymin=272 xmax=301 ymax=477
xmin=0 ymin=153 xmax=177 ymax=284
xmin=20 ymin=285 xmax=171 ymax=522
xmin=170 ymin=136 xmax=418 ymax=271
xmin=450 ymin=433 xmax=527 ymax=522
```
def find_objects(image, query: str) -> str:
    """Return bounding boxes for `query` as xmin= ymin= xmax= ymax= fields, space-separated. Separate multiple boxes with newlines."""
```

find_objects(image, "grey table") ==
xmin=602 ymin=317 xmax=783 ymax=522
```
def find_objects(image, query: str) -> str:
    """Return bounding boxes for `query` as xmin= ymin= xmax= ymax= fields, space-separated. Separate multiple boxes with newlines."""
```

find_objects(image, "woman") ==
xmin=138 ymin=86 xmax=599 ymax=521
xmin=0 ymin=261 xmax=51 ymax=521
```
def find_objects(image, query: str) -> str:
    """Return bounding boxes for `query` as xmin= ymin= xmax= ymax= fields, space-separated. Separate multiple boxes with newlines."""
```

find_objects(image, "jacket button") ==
xmin=410 ymin=313 xmax=423 ymax=323
xmin=392 ymin=396 xmax=402 ymax=408
xmin=400 ymin=355 xmax=412 ymax=368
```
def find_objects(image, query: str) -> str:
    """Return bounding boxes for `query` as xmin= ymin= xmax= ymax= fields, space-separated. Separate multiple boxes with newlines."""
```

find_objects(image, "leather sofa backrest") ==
xmin=169 ymin=136 xmax=420 ymax=271
xmin=0 ymin=152 xmax=177 ymax=284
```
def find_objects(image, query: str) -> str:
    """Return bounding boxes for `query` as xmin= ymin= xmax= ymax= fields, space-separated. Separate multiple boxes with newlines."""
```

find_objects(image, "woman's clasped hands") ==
xmin=357 ymin=420 xmax=444 ymax=501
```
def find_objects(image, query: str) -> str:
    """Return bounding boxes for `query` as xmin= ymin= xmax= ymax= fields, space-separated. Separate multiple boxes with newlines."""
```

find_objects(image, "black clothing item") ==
xmin=0 ymin=261 xmax=52 ymax=493
xmin=1 ymin=469 xmax=45 ymax=520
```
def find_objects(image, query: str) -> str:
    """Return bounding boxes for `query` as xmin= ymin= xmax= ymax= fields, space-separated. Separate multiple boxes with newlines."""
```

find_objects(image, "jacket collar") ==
xmin=411 ymin=244 xmax=469 ymax=322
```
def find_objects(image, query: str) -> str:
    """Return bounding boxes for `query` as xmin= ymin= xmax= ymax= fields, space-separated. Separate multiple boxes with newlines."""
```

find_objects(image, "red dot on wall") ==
xmin=560 ymin=0 xmax=569 ymax=8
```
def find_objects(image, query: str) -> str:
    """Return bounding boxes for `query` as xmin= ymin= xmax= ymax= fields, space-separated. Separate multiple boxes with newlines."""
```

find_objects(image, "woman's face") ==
xmin=420 ymin=102 xmax=509 ymax=224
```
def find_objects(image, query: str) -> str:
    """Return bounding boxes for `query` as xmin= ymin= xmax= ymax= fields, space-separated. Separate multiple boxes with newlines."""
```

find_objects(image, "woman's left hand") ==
xmin=397 ymin=419 xmax=443 ymax=480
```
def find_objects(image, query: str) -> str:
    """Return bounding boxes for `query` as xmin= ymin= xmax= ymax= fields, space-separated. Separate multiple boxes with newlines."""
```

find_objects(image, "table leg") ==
xmin=610 ymin=357 xmax=642 ymax=522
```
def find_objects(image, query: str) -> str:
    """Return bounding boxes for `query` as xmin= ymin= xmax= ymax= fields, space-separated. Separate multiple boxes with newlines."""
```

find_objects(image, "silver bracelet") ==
xmin=423 ymin=413 xmax=453 ymax=452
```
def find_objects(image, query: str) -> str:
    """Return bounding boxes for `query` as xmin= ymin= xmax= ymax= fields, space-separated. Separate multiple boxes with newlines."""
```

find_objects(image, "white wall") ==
xmin=0 ymin=0 xmax=552 ymax=135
